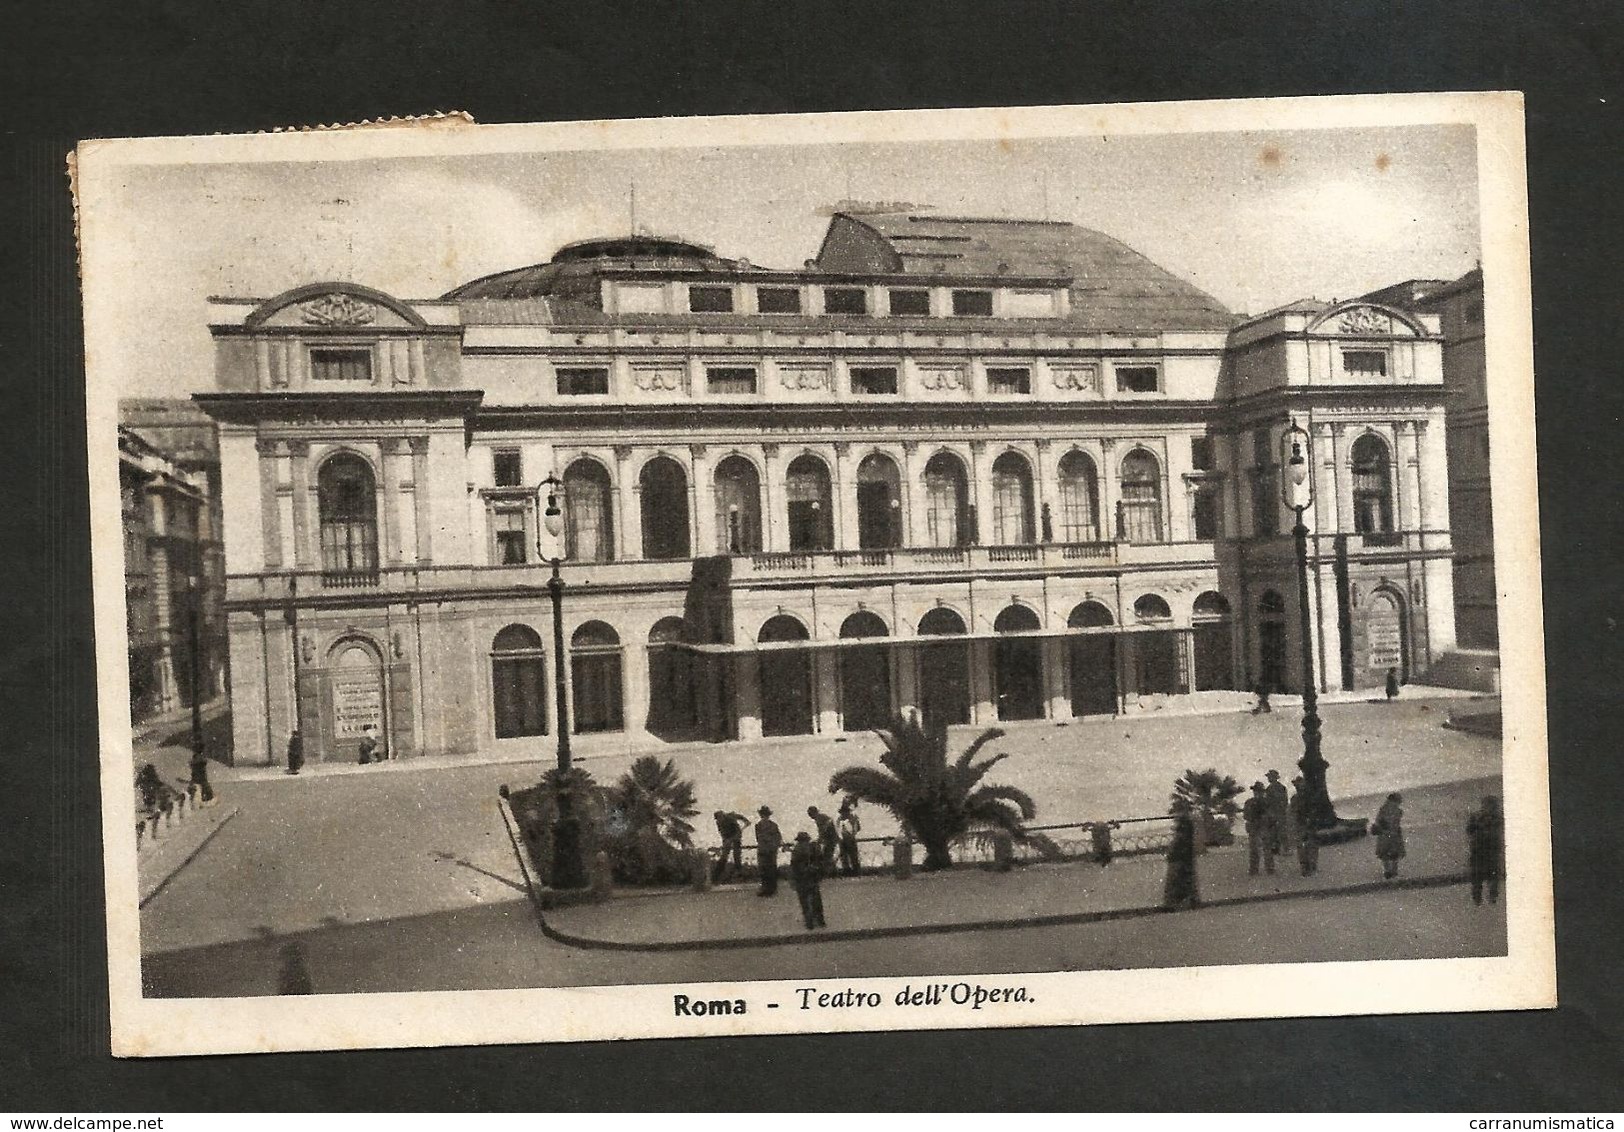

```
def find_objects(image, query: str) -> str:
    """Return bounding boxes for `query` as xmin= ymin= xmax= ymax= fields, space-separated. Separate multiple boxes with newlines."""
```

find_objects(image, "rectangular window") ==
xmin=1341 ymin=349 xmax=1389 ymax=377
xmin=951 ymin=289 xmax=994 ymax=316
xmin=1191 ymin=436 xmax=1215 ymax=471
xmin=492 ymin=508 xmax=528 ymax=565
xmin=706 ymin=366 xmax=757 ymax=395
xmin=755 ymin=287 xmax=802 ymax=314
xmin=309 ymin=347 xmax=372 ymax=383
xmin=888 ymin=289 xmax=930 ymax=316
xmin=823 ymin=287 xmax=867 ymax=315
xmin=492 ymin=448 xmax=523 ymax=487
xmin=850 ymin=366 xmax=898 ymax=395
xmin=688 ymin=285 xmax=734 ymax=313
xmin=1115 ymin=364 xmax=1160 ymax=393
xmin=986 ymin=366 xmax=1031 ymax=395
xmin=556 ymin=367 xmax=610 ymax=396
xmin=1192 ymin=486 xmax=1221 ymax=540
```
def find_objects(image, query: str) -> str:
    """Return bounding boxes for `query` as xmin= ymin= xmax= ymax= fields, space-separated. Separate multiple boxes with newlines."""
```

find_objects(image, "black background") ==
xmin=4 ymin=0 xmax=1621 ymax=1111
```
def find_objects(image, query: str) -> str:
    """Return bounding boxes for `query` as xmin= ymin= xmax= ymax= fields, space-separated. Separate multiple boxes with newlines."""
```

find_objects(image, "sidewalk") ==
xmin=541 ymin=775 xmax=1499 ymax=950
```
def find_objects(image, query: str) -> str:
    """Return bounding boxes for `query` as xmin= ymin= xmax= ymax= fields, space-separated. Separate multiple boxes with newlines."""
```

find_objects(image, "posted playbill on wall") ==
xmin=77 ymin=92 xmax=1552 ymax=1056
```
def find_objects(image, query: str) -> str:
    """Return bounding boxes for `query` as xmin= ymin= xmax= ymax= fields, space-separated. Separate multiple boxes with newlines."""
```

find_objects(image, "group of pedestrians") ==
xmin=1241 ymin=769 xmax=1319 ymax=877
xmin=710 ymin=800 xmax=864 ymax=930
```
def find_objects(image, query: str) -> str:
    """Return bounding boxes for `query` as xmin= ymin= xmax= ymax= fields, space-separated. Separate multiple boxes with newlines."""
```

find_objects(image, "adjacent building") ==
xmin=195 ymin=212 xmax=1458 ymax=766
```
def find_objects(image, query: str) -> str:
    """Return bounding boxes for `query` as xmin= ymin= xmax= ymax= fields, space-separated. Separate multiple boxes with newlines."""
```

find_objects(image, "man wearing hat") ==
xmin=1242 ymin=782 xmax=1275 ymax=876
xmin=711 ymin=809 xmax=750 ymax=884
xmin=754 ymin=806 xmax=783 ymax=897
xmin=789 ymin=831 xmax=827 ymax=930
xmin=1265 ymin=769 xmax=1292 ymax=856
xmin=1289 ymin=775 xmax=1319 ymax=876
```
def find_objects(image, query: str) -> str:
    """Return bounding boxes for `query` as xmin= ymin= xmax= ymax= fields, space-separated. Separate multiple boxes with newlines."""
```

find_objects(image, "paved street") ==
xmin=137 ymin=694 xmax=1503 ymax=995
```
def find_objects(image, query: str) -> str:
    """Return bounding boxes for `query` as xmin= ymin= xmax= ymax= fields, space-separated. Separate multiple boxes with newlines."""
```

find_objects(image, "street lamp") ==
xmin=538 ymin=472 xmax=587 ymax=889
xmin=186 ymin=569 xmax=213 ymax=802
xmin=1280 ymin=422 xmax=1338 ymax=827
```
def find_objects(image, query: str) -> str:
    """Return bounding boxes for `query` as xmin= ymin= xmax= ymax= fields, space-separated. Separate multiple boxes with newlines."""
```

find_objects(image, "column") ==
xmin=833 ymin=442 xmax=857 ymax=551
xmin=380 ymin=439 xmax=403 ymax=565
xmin=288 ymin=441 xmax=313 ymax=569
xmin=1398 ymin=421 xmax=1424 ymax=531
xmin=257 ymin=439 xmax=283 ymax=569
xmin=735 ymin=652 xmax=763 ymax=740
xmin=1035 ymin=440 xmax=1058 ymax=543
xmin=901 ymin=441 xmax=924 ymax=548
xmin=1042 ymin=637 xmax=1068 ymax=719
xmin=622 ymin=633 xmax=651 ymax=741
xmin=894 ymin=642 xmax=919 ymax=720
xmin=614 ymin=446 xmax=640 ymax=560
xmin=814 ymin=650 xmax=840 ymax=733
xmin=411 ymin=437 xmax=433 ymax=563
xmin=1098 ymin=439 xmax=1119 ymax=540
xmin=690 ymin=444 xmax=717 ymax=556
xmin=1313 ymin=423 xmax=1339 ymax=534
xmin=1416 ymin=419 xmax=1447 ymax=530
xmin=1331 ymin=425 xmax=1353 ymax=535
xmin=761 ymin=444 xmax=787 ymax=552
xmin=1162 ymin=437 xmax=1191 ymax=542
xmin=968 ymin=440 xmax=990 ymax=545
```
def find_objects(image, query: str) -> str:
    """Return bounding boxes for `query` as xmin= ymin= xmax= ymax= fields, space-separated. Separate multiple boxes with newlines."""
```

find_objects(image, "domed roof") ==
xmin=443 ymin=235 xmax=744 ymax=301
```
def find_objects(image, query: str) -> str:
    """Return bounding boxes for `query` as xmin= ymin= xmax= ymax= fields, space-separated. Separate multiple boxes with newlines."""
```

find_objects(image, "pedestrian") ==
xmin=754 ymin=805 xmax=782 ymax=897
xmin=189 ymin=749 xmax=215 ymax=803
xmin=1161 ymin=806 xmax=1200 ymax=911
xmin=1290 ymin=775 xmax=1319 ymax=876
xmin=1467 ymin=795 xmax=1505 ymax=906
xmin=1265 ymin=770 xmax=1292 ymax=855
xmin=789 ymin=832 xmax=827 ymax=930
xmin=836 ymin=802 xmax=861 ymax=876
xmin=1372 ymin=792 xmax=1406 ymax=879
xmin=711 ymin=809 xmax=749 ymax=884
xmin=1385 ymin=667 xmax=1401 ymax=702
xmin=358 ymin=726 xmax=380 ymax=766
xmin=1089 ymin=820 xmax=1115 ymax=866
xmin=809 ymin=806 xmax=839 ymax=876
xmin=1251 ymin=680 xmax=1273 ymax=714
xmin=285 ymin=728 xmax=304 ymax=776
xmin=1243 ymin=782 xmax=1275 ymax=876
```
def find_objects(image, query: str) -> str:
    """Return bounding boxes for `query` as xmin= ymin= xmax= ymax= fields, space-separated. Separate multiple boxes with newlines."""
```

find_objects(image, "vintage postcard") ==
xmin=78 ymin=93 xmax=1552 ymax=1056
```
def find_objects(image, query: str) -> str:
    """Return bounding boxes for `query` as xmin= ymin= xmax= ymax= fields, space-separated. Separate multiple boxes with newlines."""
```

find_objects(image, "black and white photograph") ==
xmin=77 ymin=93 xmax=1552 ymax=1055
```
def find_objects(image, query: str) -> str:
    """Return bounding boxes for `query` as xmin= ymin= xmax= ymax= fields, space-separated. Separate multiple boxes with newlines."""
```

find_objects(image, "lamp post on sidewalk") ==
xmin=185 ymin=564 xmax=213 ymax=802
xmin=538 ymin=473 xmax=587 ymax=889
xmin=1281 ymin=422 xmax=1338 ymax=827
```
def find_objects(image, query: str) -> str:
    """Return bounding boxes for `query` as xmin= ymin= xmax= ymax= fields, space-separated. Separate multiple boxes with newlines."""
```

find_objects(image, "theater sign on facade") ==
xmin=198 ymin=212 xmax=1458 ymax=766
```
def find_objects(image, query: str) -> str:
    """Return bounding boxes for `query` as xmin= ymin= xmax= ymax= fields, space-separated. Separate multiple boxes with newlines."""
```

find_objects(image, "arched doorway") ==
xmin=856 ymin=453 xmax=903 ymax=550
xmin=1056 ymin=451 xmax=1101 ymax=543
xmin=993 ymin=604 xmax=1045 ymax=721
xmin=839 ymin=611 xmax=891 ymax=732
xmin=1133 ymin=594 xmax=1180 ymax=695
xmin=1067 ymin=601 xmax=1117 ymax=716
xmin=785 ymin=454 xmax=833 ymax=552
xmin=1192 ymin=592 xmax=1235 ymax=691
xmin=713 ymin=455 xmax=762 ymax=554
xmin=570 ymin=620 xmax=623 ymax=733
xmin=639 ymin=456 xmax=691 ymax=560
xmin=990 ymin=451 xmax=1036 ymax=545
xmin=1257 ymin=590 xmax=1287 ymax=693
xmin=491 ymin=624 xmax=547 ymax=738
xmin=923 ymin=451 xmax=970 ymax=547
xmin=317 ymin=453 xmax=379 ymax=582
xmin=916 ymin=607 xmax=970 ymax=730
xmin=758 ymin=615 xmax=814 ymax=736
xmin=563 ymin=458 xmax=614 ymax=562
xmin=646 ymin=617 xmax=696 ymax=739
xmin=327 ymin=637 xmax=385 ymax=761
xmin=1363 ymin=586 xmax=1408 ymax=687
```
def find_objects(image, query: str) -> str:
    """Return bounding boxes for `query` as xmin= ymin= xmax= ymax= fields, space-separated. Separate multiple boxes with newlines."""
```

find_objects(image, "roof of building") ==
xmin=444 ymin=235 xmax=751 ymax=302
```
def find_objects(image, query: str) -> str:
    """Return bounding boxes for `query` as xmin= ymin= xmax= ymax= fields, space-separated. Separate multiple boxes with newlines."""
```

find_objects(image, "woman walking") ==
xmin=1161 ymin=806 xmax=1201 ymax=911
xmin=1372 ymin=792 xmax=1406 ymax=879
xmin=1467 ymin=795 xmax=1505 ymax=905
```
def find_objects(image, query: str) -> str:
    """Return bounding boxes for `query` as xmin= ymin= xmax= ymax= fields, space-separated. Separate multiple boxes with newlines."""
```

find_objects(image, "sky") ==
xmin=93 ymin=122 xmax=1480 ymax=399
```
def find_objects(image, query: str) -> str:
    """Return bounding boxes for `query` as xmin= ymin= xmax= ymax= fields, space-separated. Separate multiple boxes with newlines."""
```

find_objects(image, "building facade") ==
xmin=118 ymin=423 xmax=227 ymax=725
xmin=196 ymin=214 xmax=1456 ymax=766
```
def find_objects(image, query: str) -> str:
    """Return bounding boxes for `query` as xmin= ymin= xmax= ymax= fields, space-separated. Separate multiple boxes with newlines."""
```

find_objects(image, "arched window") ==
xmin=317 ymin=454 xmax=379 ymax=580
xmin=786 ymin=453 xmax=833 ymax=552
xmin=1351 ymin=434 xmax=1395 ymax=534
xmin=915 ymin=606 xmax=971 ymax=730
xmin=491 ymin=624 xmax=547 ymax=738
xmin=1056 ymin=451 xmax=1100 ymax=543
xmin=855 ymin=453 xmax=903 ymax=550
xmin=923 ymin=451 xmax=970 ymax=548
xmin=758 ymin=614 xmax=813 ymax=736
xmin=1134 ymin=594 xmax=1173 ymax=622
xmin=1119 ymin=449 xmax=1163 ymax=543
xmin=993 ymin=604 xmax=1044 ymax=721
xmin=563 ymin=458 xmax=614 ymax=563
xmin=990 ymin=451 xmax=1035 ymax=545
xmin=838 ymin=610 xmax=891 ymax=732
xmin=570 ymin=620 xmax=623 ymax=733
xmin=646 ymin=616 xmax=695 ymax=738
xmin=1067 ymin=601 xmax=1117 ymax=717
xmin=714 ymin=455 xmax=762 ymax=554
xmin=639 ymin=456 xmax=690 ymax=560
xmin=1192 ymin=592 xmax=1235 ymax=691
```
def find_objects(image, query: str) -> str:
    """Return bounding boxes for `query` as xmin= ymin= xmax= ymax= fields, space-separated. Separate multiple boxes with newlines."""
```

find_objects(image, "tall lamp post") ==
xmin=538 ymin=473 xmax=587 ymax=889
xmin=185 ymin=571 xmax=213 ymax=801
xmin=1281 ymin=423 xmax=1338 ymax=827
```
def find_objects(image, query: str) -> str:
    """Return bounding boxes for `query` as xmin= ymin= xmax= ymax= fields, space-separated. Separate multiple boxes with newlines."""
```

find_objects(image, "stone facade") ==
xmin=195 ymin=218 xmax=1456 ymax=767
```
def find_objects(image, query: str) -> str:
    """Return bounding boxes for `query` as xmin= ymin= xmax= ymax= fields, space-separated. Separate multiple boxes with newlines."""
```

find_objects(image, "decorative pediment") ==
xmin=246 ymin=282 xmax=427 ymax=330
xmin=298 ymin=293 xmax=377 ymax=327
xmin=1311 ymin=302 xmax=1421 ymax=338
xmin=1336 ymin=306 xmax=1391 ymax=335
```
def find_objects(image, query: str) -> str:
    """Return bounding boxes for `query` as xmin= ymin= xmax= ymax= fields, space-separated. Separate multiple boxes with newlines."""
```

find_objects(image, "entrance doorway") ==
xmin=758 ymin=615 xmax=814 ymax=736
xmin=1192 ymin=592 xmax=1235 ymax=691
xmin=1257 ymin=590 xmax=1287 ymax=693
xmin=993 ymin=604 xmax=1045 ymax=721
xmin=838 ymin=611 xmax=891 ymax=731
xmin=916 ymin=606 xmax=971 ymax=730
xmin=327 ymin=638 xmax=385 ymax=762
xmin=1067 ymin=601 xmax=1117 ymax=716
xmin=1132 ymin=594 xmax=1180 ymax=695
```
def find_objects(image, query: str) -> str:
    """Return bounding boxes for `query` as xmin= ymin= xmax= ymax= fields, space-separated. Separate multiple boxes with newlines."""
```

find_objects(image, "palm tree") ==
xmin=607 ymin=755 xmax=699 ymax=848
xmin=829 ymin=713 xmax=1039 ymax=870
xmin=1170 ymin=768 xmax=1244 ymax=845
